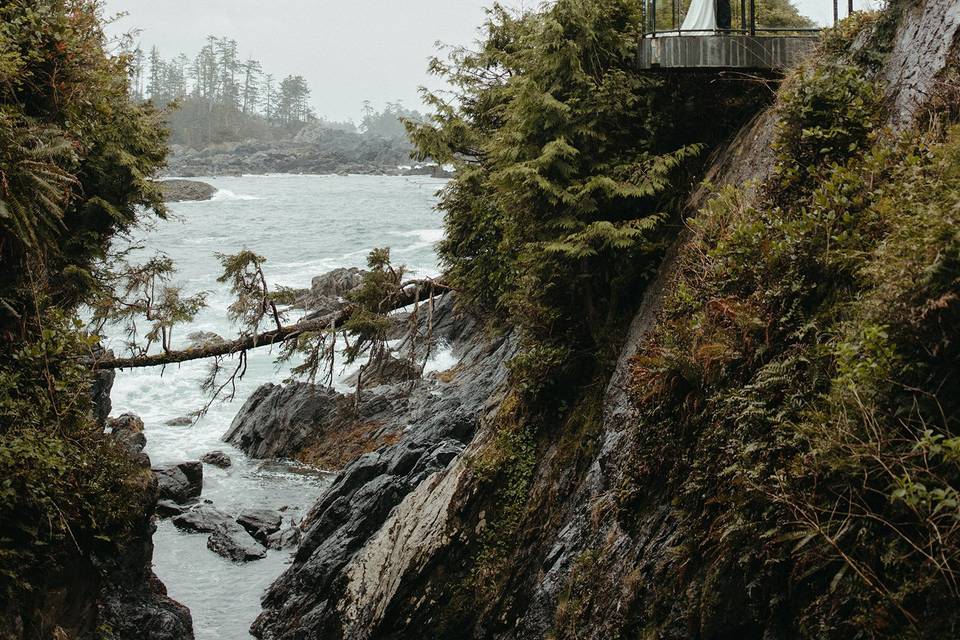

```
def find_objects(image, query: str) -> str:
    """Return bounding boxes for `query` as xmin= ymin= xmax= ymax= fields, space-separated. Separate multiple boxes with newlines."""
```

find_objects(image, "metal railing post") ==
xmin=749 ymin=0 xmax=756 ymax=36
xmin=672 ymin=0 xmax=677 ymax=32
xmin=652 ymin=0 xmax=657 ymax=35
xmin=833 ymin=0 xmax=838 ymax=24
xmin=740 ymin=0 xmax=747 ymax=33
xmin=848 ymin=0 xmax=854 ymax=15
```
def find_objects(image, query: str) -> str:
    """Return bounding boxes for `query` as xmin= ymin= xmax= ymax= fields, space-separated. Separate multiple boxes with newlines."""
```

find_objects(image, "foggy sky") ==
xmin=104 ymin=0 xmax=881 ymax=123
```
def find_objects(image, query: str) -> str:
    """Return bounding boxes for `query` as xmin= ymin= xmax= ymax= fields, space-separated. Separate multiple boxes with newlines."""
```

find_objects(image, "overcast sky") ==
xmin=104 ymin=0 xmax=881 ymax=123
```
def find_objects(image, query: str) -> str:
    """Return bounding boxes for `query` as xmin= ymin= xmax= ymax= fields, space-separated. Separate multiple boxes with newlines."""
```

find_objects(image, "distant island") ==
xmin=126 ymin=36 xmax=448 ymax=177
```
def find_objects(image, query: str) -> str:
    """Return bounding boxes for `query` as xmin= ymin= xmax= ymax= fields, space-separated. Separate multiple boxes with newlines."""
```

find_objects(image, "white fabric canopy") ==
xmin=679 ymin=0 xmax=716 ymax=33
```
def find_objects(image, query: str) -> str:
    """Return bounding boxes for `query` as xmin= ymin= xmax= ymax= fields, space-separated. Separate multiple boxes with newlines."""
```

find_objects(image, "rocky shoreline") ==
xmin=162 ymin=125 xmax=452 ymax=178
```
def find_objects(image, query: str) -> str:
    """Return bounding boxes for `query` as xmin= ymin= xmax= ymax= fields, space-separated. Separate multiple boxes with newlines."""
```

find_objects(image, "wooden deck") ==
xmin=638 ymin=35 xmax=818 ymax=71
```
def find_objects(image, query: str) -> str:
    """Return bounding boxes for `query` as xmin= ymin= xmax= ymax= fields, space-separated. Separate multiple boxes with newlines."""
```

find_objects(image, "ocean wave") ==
xmin=211 ymin=189 xmax=259 ymax=201
xmin=392 ymin=228 xmax=444 ymax=243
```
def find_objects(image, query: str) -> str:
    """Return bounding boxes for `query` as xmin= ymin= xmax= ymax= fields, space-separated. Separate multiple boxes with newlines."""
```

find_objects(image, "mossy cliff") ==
xmin=251 ymin=2 xmax=960 ymax=639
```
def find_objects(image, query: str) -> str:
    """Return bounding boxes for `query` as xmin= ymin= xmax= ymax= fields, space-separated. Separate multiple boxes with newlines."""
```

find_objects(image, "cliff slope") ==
xmin=254 ymin=3 xmax=960 ymax=639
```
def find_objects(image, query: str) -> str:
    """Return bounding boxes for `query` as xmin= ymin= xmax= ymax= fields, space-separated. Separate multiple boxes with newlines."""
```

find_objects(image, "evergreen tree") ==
xmin=147 ymin=45 xmax=166 ymax=101
xmin=241 ymin=58 xmax=263 ymax=115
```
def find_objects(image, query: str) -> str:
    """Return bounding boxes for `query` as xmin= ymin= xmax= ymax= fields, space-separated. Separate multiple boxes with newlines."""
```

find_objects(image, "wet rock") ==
xmin=252 ymin=295 xmax=517 ymax=639
xmin=223 ymin=382 xmax=340 ymax=459
xmin=343 ymin=353 xmax=420 ymax=388
xmin=200 ymin=450 xmax=232 ymax=468
xmin=236 ymin=509 xmax=283 ymax=545
xmin=172 ymin=505 xmax=232 ymax=534
xmin=265 ymin=526 xmax=301 ymax=550
xmin=206 ymin=528 xmax=267 ymax=563
xmin=164 ymin=416 xmax=194 ymax=426
xmin=157 ymin=178 xmax=216 ymax=202
xmin=154 ymin=462 xmax=203 ymax=504
xmin=155 ymin=500 xmax=186 ymax=519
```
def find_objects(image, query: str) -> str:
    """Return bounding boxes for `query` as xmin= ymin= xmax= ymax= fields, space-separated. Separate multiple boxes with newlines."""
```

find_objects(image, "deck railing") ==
xmin=643 ymin=0 xmax=854 ymax=37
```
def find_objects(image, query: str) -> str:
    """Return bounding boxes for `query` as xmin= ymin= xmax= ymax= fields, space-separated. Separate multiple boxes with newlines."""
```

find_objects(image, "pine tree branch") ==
xmin=94 ymin=279 xmax=450 ymax=370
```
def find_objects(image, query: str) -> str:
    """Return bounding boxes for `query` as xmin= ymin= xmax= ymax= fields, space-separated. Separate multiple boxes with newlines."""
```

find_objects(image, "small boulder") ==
xmin=154 ymin=462 xmax=203 ymax=503
xmin=156 ymin=500 xmax=186 ymax=519
xmin=206 ymin=528 xmax=267 ymax=562
xmin=200 ymin=450 xmax=232 ymax=468
xmin=172 ymin=505 xmax=233 ymax=533
xmin=164 ymin=416 xmax=194 ymax=426
xmin=236 ymin=509 xmax=282 ymax=545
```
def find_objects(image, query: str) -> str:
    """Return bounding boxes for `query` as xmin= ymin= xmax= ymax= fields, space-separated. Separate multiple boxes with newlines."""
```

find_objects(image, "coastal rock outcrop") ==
xmin=157 ymin=178 xmax=216 ymax=202
xmin=154 ymin=461 xmax=203 ymax=504
xmin=162 ymin=130 xmax=442 ymax=177
xmin=107 ymin=413 xmax=148 ymax=463
xmin=250 ymin=292 xmax=515 ymax=637
xmin=296 ymin=266 xmax=367 ymax=316
xmin=206 ymin=528 xmax=267 ymax=563
xmin=236 ymin=509 xmax=283 ymax=545
xmin=172 ymin=505 xmax=233 ymax=534
xmin=224 ymin=382 xmax=341 ymax=459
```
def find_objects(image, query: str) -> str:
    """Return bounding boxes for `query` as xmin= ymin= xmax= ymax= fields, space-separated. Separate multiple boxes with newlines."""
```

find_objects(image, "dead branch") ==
xmin=94 ymin=279 xmax=450 ymax=370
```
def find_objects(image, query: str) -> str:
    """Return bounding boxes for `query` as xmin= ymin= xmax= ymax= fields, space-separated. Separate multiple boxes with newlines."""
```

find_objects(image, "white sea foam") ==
xmin=211 ymin=188 xmax=259 ymax=201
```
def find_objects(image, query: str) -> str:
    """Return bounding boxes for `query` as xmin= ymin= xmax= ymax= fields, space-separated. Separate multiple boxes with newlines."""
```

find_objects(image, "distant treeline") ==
xmin=123 ymin=36 xmax=423 ymax=147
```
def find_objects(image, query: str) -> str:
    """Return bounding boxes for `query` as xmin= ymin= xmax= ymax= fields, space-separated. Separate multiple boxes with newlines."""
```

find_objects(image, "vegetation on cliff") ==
xmin=0 ymin=0 xmax=168 ymax=628
xmin=612 ymin=14 xmax=960 ymax=636
xmin=399 ymin=2 xmax=959 ymax=638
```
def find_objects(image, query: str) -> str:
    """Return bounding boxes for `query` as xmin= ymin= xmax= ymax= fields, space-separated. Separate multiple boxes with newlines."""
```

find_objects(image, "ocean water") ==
xmin=105 ymin=174 xmax=447 ymax=639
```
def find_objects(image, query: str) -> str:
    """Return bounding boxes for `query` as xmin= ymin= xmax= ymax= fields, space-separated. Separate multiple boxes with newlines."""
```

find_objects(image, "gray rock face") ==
xmin=164 ymin=416 xmax=194 ymax=426
xmin=883 ymin=0 xmax=960 ymax=127
xmin=154 ymin=461 xmax=203 ymax=504
xmin=207 ymin=528 xmax=267 ymax=563
xmin=172 ymin=505 xmax=233 ymax=534
xmin=200 ymin=450 xmax=232 ymax=468
xmin=236 ymin=509 xmax=283 ymax=545
xmin=223 ymin=382 xmax=340 ymax=459
xmin=251 ymin=294 xmax=516 ymax=638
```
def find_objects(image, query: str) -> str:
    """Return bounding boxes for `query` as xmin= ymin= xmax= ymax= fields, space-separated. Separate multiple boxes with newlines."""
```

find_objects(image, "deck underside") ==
xmin=638 ymin=35 xmax=818 ymax=71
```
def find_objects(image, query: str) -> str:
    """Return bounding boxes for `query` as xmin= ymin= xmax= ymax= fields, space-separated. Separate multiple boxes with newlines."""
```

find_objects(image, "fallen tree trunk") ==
xmin=94 ymin=279 xmax=450 ymax=370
